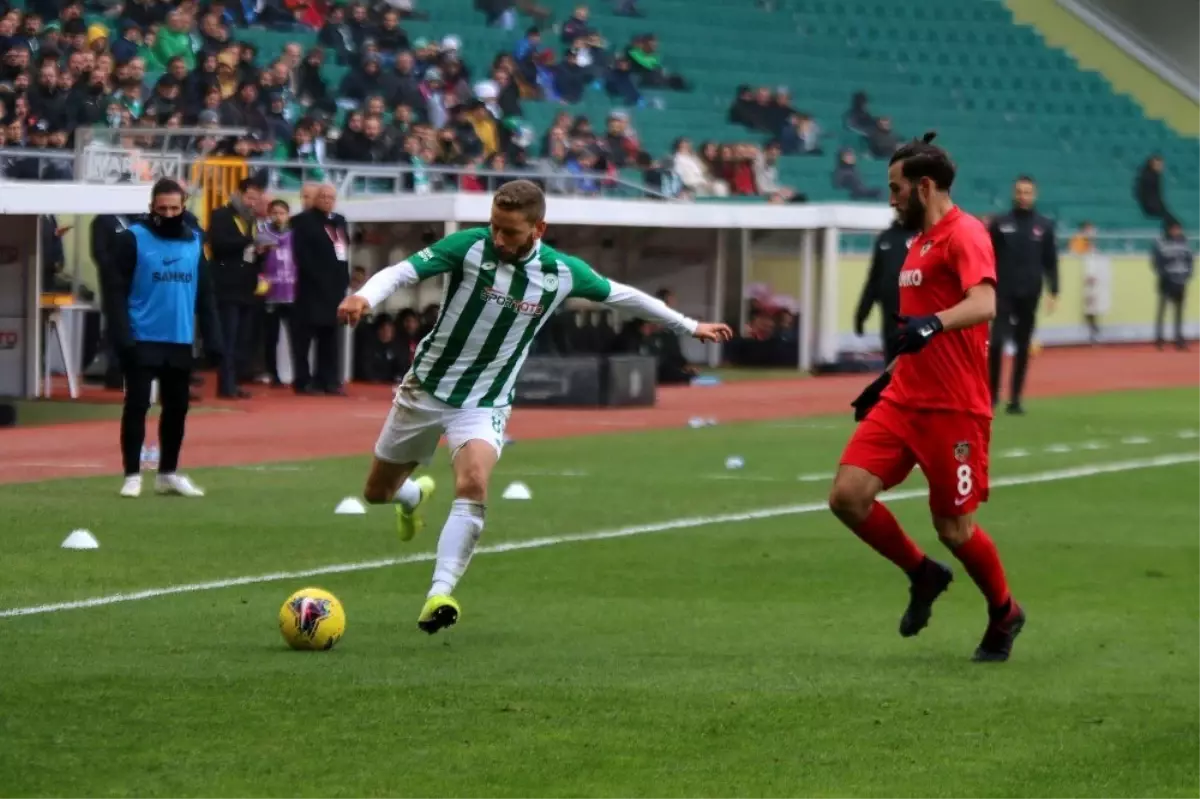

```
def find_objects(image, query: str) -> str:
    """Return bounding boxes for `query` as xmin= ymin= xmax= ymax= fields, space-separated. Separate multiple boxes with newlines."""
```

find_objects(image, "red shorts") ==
xmin=839 ymin=399 xmax=991 ymax=517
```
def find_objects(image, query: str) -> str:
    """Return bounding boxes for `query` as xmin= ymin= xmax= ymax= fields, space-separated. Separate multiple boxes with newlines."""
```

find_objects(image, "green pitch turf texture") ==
xmin=1 ymin=387 xmax=1196 ymax=798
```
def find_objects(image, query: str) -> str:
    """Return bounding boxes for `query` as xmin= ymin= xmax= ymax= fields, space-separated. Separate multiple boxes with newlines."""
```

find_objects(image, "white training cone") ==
xmin=725 ymin=455 xmax=745 ymax=470
xmin=502 ymin=481 xmax=532 ymax=500
xmin=61 ymin=529 xmax=99 ymax=550
xmin=334 ymin=497 xmax=367 ymax=515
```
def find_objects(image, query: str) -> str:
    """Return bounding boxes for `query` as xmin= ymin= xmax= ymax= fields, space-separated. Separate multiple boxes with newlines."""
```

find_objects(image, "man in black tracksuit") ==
xmin=988 ymin=176 xmax=1059 ymax=415
xmin=854 ymin=219 xmax=917 ymax=364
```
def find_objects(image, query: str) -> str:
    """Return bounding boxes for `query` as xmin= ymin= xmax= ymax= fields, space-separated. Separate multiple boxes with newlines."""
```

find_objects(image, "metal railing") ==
xmin=0 ymin=146 xmax=671 ymax=200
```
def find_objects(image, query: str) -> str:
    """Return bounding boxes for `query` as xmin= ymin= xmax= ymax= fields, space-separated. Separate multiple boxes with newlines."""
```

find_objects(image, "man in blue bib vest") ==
xmin=101 ymin=178 xmax=224 ymax=498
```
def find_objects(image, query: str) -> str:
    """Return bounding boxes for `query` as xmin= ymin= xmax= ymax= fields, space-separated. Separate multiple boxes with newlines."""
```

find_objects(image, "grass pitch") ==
xmin=0 ymin=387 xmax=1196 ymax=797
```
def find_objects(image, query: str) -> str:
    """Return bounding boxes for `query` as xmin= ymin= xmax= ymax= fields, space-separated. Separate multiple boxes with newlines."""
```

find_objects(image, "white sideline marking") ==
xmin=1122 ymin=436 xmax=1151 ymax=445
xmin=1043 ymin=444 xmax=1072 ymax=454
xmin=999 ymin=448 xmax=1030 ymax=458
xmin=703 ymin=472 xmax=831 ymax=484
xmin=500 ymin=469 xmax=589 ymax=478
xmin=1080 ymin=441 xmax=1108 ymax=451
xmin=1 ymin=453 xmax=1196 ymax=620
xmin=1178 ymin=430 xmax=1199 ymax=440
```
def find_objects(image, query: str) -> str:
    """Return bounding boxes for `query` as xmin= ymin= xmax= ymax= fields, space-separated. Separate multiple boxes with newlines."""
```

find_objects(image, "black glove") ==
xmin=850 ymin=370 xmax=892 ymax=422
xmin=853 ymin=319 xmax=865 ymax=337
xmin=892 ymin=313 xmax=943 ymax=354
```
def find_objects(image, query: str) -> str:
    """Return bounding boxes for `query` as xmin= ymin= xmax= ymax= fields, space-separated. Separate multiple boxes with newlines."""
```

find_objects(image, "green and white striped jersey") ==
xmin=355 ymin=227 xmax=696 ymax=409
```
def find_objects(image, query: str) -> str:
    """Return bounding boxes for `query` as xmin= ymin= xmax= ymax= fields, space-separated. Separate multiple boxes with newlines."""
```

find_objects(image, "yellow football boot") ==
xmin=417 ymin=594 xmax=460 ymax=635
xmin=395 ymin=475 xmax=436 ymax=542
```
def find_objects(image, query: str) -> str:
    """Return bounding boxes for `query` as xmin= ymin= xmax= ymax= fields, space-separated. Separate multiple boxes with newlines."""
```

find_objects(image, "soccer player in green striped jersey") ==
xmin=337 ymin=180 xmax=733 ymax=634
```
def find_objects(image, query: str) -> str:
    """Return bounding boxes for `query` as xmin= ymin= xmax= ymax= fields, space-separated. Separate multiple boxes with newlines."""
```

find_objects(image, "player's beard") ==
xmin=496 ymin=232 xmax=537 ymax=264
xmin=900 ymin=191 xmax=926 ymax=230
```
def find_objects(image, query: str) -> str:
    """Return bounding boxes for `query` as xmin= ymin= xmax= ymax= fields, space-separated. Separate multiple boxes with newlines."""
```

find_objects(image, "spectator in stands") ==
xmin=1135 ymin=154 xmax=1177 ymax=227
xmin=843 ymin=90 xmax=876 ymax=136
xmin=554 ymin=47 xmax=588 ymax=104
xmin=866 ymin=116 xmax=900 ymax=158
xmin=208 ymin=177 xmax=266 ymax=399
xmin=721 ymin=143 xmax=758 ymax=196
xmin=754 ymin=141 xmax=802 ymax=203
xmin=672 ymin=136 xmax=728 ymax=197
xmin=1152 ymin=219 xmax=1193 ymax=351
xmin=637 ymin=151 xmax=682 ymax=199
xmin=728 ymin=85 xmax=754 ymax=128
xmin=780 ymin=113 xmax=822 ymax=156
xmin=626 ymin=33 xmax=687 ymax=91
xmin=831 ymin=148 xmax=881 ymax=200
xmin=318 ymin=6 xmax=356 ymax=65
xmin=387 ymin=50 xmax=425 ymax=114
xmin=605 ymin=54 xmax=640 ymax=106
xmin=767 ymin=87 xmax=796 ymax=133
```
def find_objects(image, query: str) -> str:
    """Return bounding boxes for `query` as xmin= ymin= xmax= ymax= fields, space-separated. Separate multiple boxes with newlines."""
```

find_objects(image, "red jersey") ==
xmin=882 ymin=206 xmax=996 ymax=418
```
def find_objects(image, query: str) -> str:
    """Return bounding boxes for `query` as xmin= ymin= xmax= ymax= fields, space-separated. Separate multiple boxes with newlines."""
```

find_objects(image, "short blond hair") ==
xmin=492 ymin=179 xmax=546 ymax=223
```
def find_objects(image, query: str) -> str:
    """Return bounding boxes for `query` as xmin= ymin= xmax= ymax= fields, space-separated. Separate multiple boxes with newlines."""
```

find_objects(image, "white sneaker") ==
xmin=120 ymin=475 xmax=142 ymax=498
xmin=155 ymin=473 xmax=205 ymax=497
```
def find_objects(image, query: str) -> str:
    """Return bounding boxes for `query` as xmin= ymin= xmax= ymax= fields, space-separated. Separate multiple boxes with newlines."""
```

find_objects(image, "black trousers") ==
xmin=291 ymin=321 xmax=340 ymax=392
xmin=217 ymin=301 xmax=258 ymax=395
xmin=121 ymin=344 xmax=193 ymax=476
xmin=1156 ymin=286 xmax=1185 ymax=344
xmin=989 ymin=292 xmax=1040 ymax=406
xmin=263 ymin=304 xmax=293 ymax=383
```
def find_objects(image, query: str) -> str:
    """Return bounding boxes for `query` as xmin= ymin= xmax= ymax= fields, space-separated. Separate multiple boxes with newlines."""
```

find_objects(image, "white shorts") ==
xmin=373 ymin=374 xmax=511 ymax=466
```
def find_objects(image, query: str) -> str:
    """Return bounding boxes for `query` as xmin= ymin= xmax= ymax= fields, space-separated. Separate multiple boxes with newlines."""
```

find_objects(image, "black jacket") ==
xmin=1152 ymin=235 xmax=1195 ymax=292
xmin=99 ymin=221 xmax=223 ymax=367
xmin=855 ymin=223 xmax=915 ymax=337
xmin=207 ymin=203 xmax=260 ymax=305
xmin=291 ymin=208 xmax=351 ymax=326
xmin=988 ymin=208 xmax=1059 ymax=299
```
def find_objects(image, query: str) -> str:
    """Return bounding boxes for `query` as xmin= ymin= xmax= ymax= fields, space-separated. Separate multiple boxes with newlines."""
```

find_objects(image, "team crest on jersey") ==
xmin=954 ymin=441 xmax=970 ymax=463
xmin=480 ymin=261 xmax=497 ymax=271
xmin=542 ymin=274 xmax=559 ymax=291
xmin=920 ymin=241 xmax=933 ymax=256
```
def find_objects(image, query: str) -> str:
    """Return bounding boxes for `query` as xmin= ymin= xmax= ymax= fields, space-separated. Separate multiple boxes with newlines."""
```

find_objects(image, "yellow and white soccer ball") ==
xmin=278 ymin=587 xmax=346 ymax=651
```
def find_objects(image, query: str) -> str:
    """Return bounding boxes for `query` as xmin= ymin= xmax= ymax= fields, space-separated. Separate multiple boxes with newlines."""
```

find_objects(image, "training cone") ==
xmin=61 ymin=529 xmax=99 ymax=550
xmin=502 ymin=481 xmax=532 ymax=500
xmin=334 ymin=497 xmax=367 ymax=515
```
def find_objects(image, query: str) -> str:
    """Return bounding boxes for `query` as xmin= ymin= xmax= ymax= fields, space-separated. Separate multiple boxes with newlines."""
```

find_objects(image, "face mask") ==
xmin=151 ymin=212 xmax=185 ymax=236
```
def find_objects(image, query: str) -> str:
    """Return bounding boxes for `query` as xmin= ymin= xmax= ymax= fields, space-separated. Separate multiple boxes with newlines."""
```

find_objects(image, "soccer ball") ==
xmin=278 ymin=587 xmax=346 ymax=651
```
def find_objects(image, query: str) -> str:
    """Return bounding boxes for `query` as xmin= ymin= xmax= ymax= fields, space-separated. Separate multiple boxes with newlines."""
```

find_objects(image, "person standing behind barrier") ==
xmin=300 ymin=182 xmax=318 ymax=211
xmin=92 ymin=212 xmax=136 ymax=390
xmin=258 ymin=198 xmax=296 ymax=385
xmin=854 ymin=217 xmax=917 ymax=364
xmin=290 ymin=184 xmax=350 ymax=395
xmin=101 ymin=178 xmax=223 ymax=499
xmin=1152 ymin=220 xmax=1194 ymax=351
xmin=208 ymin=177 xmax=265 ymax=399
xmin=987 ymin=176 xmax=1058 ymax=415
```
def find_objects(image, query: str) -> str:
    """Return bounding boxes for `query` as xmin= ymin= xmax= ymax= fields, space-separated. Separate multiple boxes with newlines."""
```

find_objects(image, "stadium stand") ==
xmin=0 ymin=0 xmax=1195 ymax=230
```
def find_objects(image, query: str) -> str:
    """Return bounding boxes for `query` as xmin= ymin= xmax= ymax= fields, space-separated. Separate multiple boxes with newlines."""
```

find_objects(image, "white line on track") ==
xmin=1 ymin=453 xmax=1196 ymax=620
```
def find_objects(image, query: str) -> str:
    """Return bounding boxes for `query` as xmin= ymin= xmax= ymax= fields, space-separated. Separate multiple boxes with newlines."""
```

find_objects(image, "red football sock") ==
xmin=950 ymin=525 xmax=1011 ymax=609
xmin=851 ymin=502 xmax=926 ymax=573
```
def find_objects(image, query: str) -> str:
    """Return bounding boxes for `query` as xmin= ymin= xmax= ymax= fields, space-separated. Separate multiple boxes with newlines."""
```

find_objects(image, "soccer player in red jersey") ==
xmin=829 ymin=132 xmax=1025 ymax=662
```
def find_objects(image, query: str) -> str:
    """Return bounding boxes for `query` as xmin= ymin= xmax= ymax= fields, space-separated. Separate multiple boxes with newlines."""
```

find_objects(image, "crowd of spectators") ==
xmin=0 ymin=0 xmax=698 ymax=198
